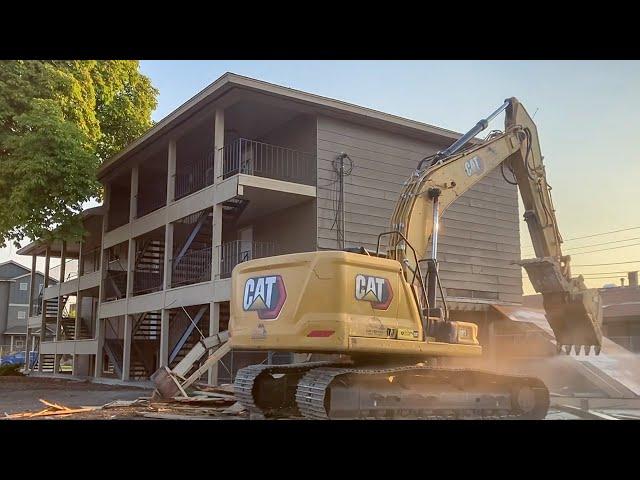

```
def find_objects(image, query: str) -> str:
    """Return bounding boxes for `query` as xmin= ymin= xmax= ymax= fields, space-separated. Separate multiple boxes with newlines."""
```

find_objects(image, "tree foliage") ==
xmin=0 ymin=60 xmax=157 ymax=247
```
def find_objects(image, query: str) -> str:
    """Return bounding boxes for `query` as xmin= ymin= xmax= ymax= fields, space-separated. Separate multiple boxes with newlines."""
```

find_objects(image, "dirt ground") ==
xmin=0 ymin=376 xmax=152 ymax=417
xmin=2 ymin=375 xmax=638 ymax=420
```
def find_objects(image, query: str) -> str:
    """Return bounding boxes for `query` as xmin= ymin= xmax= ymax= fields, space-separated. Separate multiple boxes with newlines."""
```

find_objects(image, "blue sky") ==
xmin=4 ymin=60 xmax=640 ymax=292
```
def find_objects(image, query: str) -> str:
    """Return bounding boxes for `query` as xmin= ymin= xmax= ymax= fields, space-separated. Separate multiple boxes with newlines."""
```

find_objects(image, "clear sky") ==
xmin=3 ymin=60 xmax=639 ymax=294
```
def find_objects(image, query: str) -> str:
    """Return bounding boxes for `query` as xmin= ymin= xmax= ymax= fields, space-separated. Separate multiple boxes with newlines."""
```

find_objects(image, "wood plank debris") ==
xmin=3 ymin=399 xmax=96 ymax=419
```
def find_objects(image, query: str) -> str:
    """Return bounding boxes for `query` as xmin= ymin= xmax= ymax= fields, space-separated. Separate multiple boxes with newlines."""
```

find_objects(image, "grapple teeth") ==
xmin=574 ymin=345 xmax=582 ymax=355
xmin=584 ymin=345 xmax=591 ymax=356
xmin=594 ymin=345 xmax=601 ymax=356
xmin=556 ymin=344 xmax=563 ymax=354
xmin=564 ymin=345 xmax=572 ymax=355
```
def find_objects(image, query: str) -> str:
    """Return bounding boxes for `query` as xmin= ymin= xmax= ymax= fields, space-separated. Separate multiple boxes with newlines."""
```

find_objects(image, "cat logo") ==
xmin=355 ymin=274 xmax=393 ymax=310
xmin=243 ymin=275 xmax=287 ymax=320
xmin=464 ymin=155 xmax=484 ymax=177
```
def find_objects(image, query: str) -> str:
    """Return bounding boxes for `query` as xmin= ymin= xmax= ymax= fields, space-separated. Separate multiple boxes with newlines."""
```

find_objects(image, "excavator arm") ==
xmin=387 ymin=98 xmax=603 ymax=354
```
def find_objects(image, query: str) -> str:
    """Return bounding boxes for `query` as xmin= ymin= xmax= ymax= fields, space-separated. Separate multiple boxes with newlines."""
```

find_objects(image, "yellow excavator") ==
xmin=229 ymin=98 xmax=604 ymax=419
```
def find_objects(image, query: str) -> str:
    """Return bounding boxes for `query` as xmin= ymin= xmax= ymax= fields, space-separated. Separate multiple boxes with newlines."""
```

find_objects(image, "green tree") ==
xmin=0 ymin=60 xmax=157 ymax=247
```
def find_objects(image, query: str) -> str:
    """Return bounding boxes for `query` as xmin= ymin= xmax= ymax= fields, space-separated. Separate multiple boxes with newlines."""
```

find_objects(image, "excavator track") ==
xmin=236 ymin=363 xmax=550 ymax=420
xmin=234 ymin=361 xmax=348 ymax=418
xmin=295 ymin=366 xmax=549 ymax=420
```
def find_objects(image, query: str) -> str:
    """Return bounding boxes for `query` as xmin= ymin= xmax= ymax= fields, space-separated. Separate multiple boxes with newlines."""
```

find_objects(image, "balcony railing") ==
xmin=104 ymin=271 xmax=128 ymax=301
xmin=80 ymin=247 xmax=101 ymax=275
xmin=171 ymin=246 xmax=212 ymax=288
xmin=49 ymin=258 xmax=79 ymax=283
xmin=136 ymin=192 xmax=167 ymax=219
xmin=220 ymin=138 xmax=315 ymax=186
xmin=133 ymin=271 xmax=164 ymax=296
xmin=218 ymin=240 xmax=277 ymax=279
xmin=174 ymin=151 xmax=215 ymax=200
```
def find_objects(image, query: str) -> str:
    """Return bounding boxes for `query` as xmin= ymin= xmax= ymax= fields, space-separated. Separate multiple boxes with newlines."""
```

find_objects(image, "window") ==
xmin=17 ymin=310 xmax=26 ymax=319
xmin=19 ymin=282 xmax=28 ymax=291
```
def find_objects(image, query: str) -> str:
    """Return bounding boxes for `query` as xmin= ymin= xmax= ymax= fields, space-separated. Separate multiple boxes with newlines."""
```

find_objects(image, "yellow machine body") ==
xmin=229 ymin=250 xmax=481 ymax=358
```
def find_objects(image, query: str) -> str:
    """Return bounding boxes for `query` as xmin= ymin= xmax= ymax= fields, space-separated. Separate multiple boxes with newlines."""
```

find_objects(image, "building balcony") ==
xmin=174 ymin=150 xmax=215 ymax=200
xmin=220 ymin=138 xmax=315 ymax=186
xmin=171 ymin=246 xmax=212 ymax=288
xmin=218 ymin=240 xmax=277 ymax=279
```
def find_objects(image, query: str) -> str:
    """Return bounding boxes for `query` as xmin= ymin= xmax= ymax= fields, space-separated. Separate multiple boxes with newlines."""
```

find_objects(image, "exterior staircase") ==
xmin=222 ymin=197 xmax=249 ymax=222
xmin=167 ymin=306 xmax=209 ymax=370
xmin=171 ymin=210 xmax=213 ymax=287
xmin=104 ymin=271 xmax=127 ymax=301
xmin=133 ymin=239 xmax=165 ymax=295
xmin=33 ymin=354 xmax=55 ymax=373
xmin=58 ymin=317 xmax=91 ymax=340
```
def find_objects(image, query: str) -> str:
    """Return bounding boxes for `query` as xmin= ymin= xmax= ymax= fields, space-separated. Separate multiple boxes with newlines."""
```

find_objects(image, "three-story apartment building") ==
xmin=19 ymin=73 xmax=523 ymax=383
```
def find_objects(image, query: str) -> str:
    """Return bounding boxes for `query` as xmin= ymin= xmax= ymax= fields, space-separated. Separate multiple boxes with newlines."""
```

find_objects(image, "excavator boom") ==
xmin=387 ymin=98 xmax=603 ymax=354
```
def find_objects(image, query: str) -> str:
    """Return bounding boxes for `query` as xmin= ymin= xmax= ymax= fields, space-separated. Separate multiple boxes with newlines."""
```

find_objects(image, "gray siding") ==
xmin=251 ymin=200 xmax=317 ymax=255
xmin=8 ymin=273 xmax=45 ymax=306
xmin=0 ymin=262 xmax=29 ymax=280
xmin=316 ymin=115 xmax=522 ymax=304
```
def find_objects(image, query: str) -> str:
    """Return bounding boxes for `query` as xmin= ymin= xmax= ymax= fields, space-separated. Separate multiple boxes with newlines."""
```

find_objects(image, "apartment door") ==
xmin=239 ymin=226 xmax=253 ymax=263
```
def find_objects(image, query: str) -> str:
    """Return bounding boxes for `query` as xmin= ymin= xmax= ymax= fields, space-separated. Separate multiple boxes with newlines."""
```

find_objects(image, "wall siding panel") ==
xmin=316 ymin=115 xmax=523 ymax=304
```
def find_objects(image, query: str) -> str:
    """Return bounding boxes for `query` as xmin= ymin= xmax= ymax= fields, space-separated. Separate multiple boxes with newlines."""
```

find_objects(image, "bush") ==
xmin=0 ymin=364 xmax=23 ymax=376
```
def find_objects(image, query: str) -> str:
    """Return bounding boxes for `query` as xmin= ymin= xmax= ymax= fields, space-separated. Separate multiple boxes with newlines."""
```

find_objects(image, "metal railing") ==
xmin=81 ymin=246 xmax=101 ymax=275
xmin=220 ymin=138 xmax=315 ymax=185
xmin=136 ymin=191 xmax=167 ymax=218
xmin=107 ymin=208 xmax=129 ymax=231
xmin=49 ymin=258 xmax=79 ymax=283
xmin=218 ymin=240 xmax=277 ymax=279
xmin=174 ymin=151 xmax=215 ymax=200
xmin=133 ymin=271 xmax=164 ymax=296
xmin=171 ymin=246 xmax=212 ymax=288
xmin=104 ymin=271 xmax=128 ymax=301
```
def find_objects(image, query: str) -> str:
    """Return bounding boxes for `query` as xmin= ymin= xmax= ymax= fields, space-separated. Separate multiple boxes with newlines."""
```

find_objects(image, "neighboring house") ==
xmin=18 ymin=72 xmax=523 ymax=382
xmin=0 ymin=260 xmax=55 ymax=352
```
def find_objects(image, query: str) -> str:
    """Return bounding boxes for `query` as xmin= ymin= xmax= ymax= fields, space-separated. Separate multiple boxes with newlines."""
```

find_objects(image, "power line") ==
xmin=569 ymin=242 xmax=640 ymax=256
xmin=565 ymin=225 xmax=640 ymax=242
xmin=520 ymin=225 xmax=640 ymax=253
xmin=524 ymin=242 xmax=640 ymax=257
xmin=571 ymin=260 xmax=640 ymax=267
xmin=563 ymin=236 xmax=640 ymax=253
xmin=521 ymin=235 xmax=640 ymax=254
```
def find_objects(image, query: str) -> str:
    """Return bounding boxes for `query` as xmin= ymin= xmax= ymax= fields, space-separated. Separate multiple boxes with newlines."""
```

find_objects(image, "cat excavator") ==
xmin=229 ymin=98 xmax=604 ymax=420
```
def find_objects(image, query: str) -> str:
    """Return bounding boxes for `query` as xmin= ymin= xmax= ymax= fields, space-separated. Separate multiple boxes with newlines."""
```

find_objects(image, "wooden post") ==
xmin=24 ymin=254 xmax=37 ymax=373
xmin=167 ymin=140 xmax=176 ymax=203
xmin=122 ymin=314 xmax=132 ymax=381
xmin=94 ymin=318 xmax=104 ymax=378
xmin=55 ymin=241 xmax=67 ymax=344
xmin=159 ymin=309 xmax=170 ymax=368
xmin=164 ymin=223 xmax=174 ymax=290
xmin=38 ymin=247 xmax=51 ymax=372
xmin=130 ymin=165 xmax=139 ymax=222
xmin=126 ymin=237 xmax=135 ymax=298
xmin=208 ymin=302 xmax=220 ymax=385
